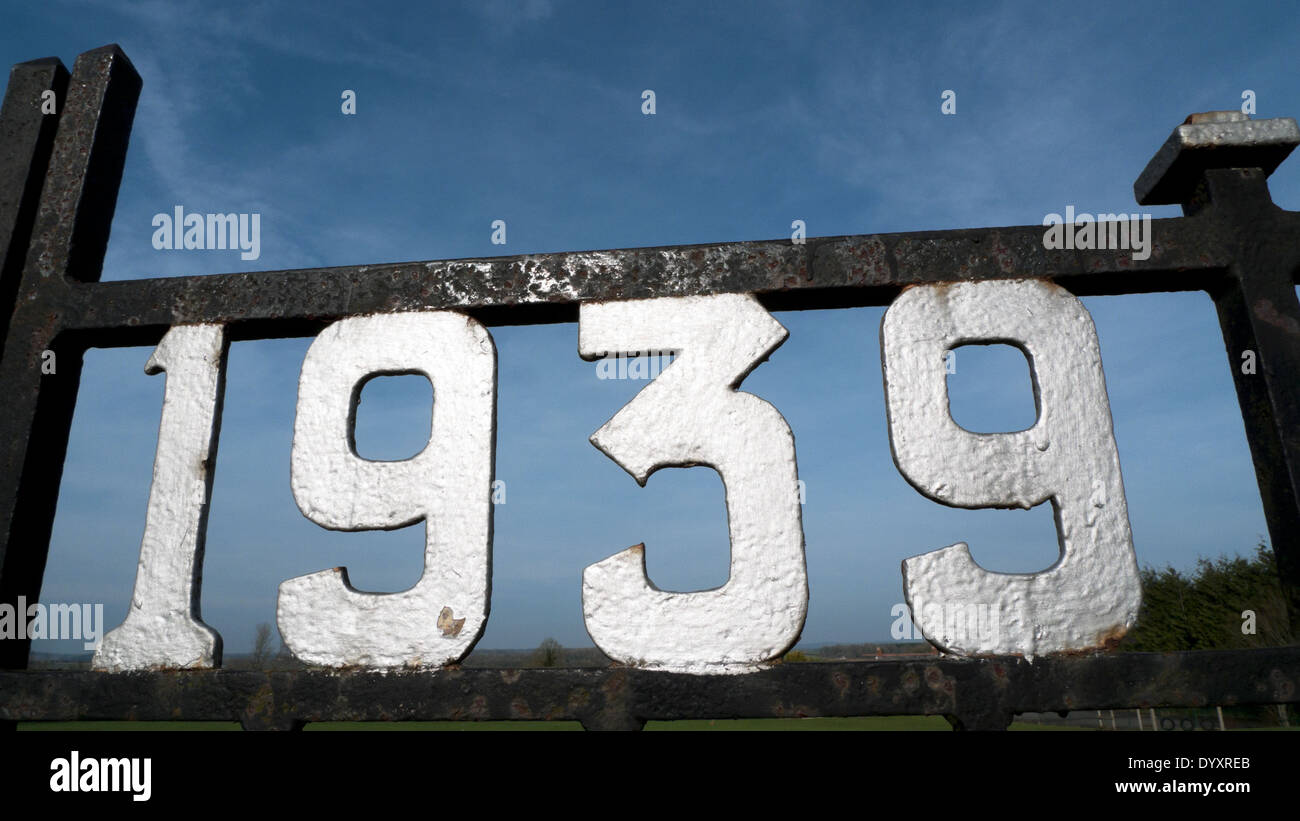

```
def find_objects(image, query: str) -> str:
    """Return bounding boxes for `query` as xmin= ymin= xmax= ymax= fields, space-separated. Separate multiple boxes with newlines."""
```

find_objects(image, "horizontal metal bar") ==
xmin=4 ymin=647 xmax=1296 ymax=730
xmin=64 ymin=216 xmax=1251 ymax=347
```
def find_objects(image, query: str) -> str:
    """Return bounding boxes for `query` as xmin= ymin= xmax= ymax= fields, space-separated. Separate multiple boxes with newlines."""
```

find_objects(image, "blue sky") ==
xmin=6 ymin=1 xmax=1297 ymax=654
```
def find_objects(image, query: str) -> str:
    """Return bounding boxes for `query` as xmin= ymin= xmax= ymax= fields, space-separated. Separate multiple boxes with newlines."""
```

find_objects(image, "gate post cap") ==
xmin=1134 ymin=112 xmax=1299 ymax=206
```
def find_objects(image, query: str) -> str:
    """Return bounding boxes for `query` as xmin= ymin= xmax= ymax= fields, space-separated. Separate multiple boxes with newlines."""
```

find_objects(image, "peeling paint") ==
xmin=437 ymin=606 xmax=465 ymax=637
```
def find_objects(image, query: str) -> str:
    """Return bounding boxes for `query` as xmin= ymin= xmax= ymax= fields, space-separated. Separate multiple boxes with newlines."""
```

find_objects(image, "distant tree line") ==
xmin=1121 ymin=541 xmax=1292 ymax=652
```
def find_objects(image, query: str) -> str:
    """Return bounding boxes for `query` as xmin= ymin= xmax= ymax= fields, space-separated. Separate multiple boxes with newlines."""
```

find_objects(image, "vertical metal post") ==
xmin=1203 ymin=168 xmax=1300 ymax=636
xmin=0 ymin=57 xmax=68 ymax=732
xmin=1136 ymin=112 xmax=1300 ymax=636
xmin=0 ymin=57 xmax=67 ymax=355
xmin=0 ymin=45 xmax=140 ymax=671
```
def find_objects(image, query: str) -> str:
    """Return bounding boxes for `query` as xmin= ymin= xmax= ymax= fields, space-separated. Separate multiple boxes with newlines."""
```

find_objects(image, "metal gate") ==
xmin=1 ymin=45 xmax=1296 ymax=730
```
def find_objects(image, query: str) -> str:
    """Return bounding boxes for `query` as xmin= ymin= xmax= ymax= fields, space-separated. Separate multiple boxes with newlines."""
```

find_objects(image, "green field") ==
xmin=17 ymin=716 xmax=1089 ymax=731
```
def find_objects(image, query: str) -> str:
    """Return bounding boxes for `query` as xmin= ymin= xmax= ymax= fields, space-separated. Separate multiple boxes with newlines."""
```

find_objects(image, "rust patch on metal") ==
xmin=772 ymin=702 xmax=814 ymax=718
xmin=468 ymin=694 xmax=488 ymax=719
xmin=1255 ymin=299 xmax=1300 ymax=335
xmin=1094 ymin=623 xmax=1129 ymax=651
xmin=989 ymin=235 xmax=1015 ymax=273
xmin=1269 ymin=668 xmax=1295 ymax=700
xmin=437 ymin=606 xmax=465 ymax=637
xmin=990 ymin=663 xmax=1011 ymax=690
xmin=602 ymin=667 xmax=629 ymax=699
xmin=832 ymin=671 xmax=850 ymax=697
xmin=924 ymin=665 xmax=955 ymax=695
xmin=244 ymin=682 xmax=275 ymax=724
xmin=567 ymin=687 xmax=591 ymax=712
xmin=900 ymin=669 xmax=920 ymax=694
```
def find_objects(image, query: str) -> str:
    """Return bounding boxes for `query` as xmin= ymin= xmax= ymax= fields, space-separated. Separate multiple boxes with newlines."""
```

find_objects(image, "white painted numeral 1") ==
xmin=881 ymin=279 xmax=1141 ymax=657
xmin=579 ymin=294 xmax=808 ymax=674
xmin=277 ymin=312 xmax=496 ymax=668
xmin=93 ymin=324 xmax=228 ymax=671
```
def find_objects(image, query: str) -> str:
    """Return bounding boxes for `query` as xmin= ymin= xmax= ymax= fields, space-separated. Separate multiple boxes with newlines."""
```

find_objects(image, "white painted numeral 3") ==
xmin=579 ymin=294 xmax=809 ymax=674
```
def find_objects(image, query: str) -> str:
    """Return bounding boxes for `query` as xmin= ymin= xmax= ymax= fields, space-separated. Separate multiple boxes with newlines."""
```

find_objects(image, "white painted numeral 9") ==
xmin=93 ymin=324 xmax=227 ymax=670
xmin=277 ymin=312 xmax=496 ymax=668
xmin=579 ymin=294 xmax=808 ymax=674
xmin=881 ymin=279 xmax=1140 ymax=657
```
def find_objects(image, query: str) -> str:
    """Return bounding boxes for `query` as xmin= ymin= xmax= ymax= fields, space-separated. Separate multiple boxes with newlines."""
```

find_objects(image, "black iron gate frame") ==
xmin=0 ymin=45 xmax=1296 ymax=731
